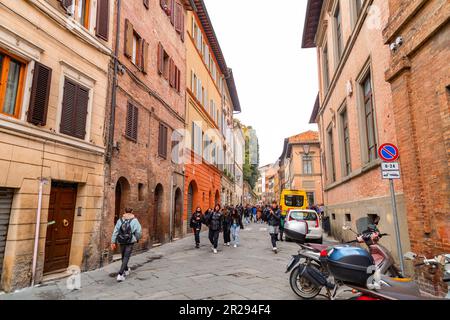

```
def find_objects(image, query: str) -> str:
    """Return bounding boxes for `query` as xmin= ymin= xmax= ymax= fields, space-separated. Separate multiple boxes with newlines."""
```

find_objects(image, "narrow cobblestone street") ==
xmin=0 ymin=225 xmax=336 ymax=300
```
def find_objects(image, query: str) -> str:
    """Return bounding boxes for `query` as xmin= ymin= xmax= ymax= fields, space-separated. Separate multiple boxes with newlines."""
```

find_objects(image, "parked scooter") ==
xmin=286 ymin=217 xmax=402 ymax=299
xmin=348 ymin=252 xmax=450 ymax=300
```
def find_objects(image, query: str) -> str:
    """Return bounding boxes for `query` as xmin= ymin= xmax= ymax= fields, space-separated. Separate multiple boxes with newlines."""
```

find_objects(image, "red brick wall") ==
xmin=102 ymin=0 xmax=187 ymax=258
xmin=184 ymin=151 xmax=221 ymax=223
xmin=384 ymin=0 xmax=450 ymax=296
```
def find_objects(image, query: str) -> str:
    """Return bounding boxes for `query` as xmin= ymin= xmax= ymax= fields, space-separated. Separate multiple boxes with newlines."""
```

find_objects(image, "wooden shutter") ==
xmin=175 ymin=2 xmax=182 ymax=33
xmin=160 ymin=0 xmax=168 ymax=12
xmin=124 ymin=19 xmax=133 ymax=58
xmin=180 ymin=8 xmax=185 ymax=42
xmin=157 ymin=42 xmax=164 ymax=75
xmin=60 ymin=79 xmax=89 ymax=139
xmin=96 ymin=0 xmax=109 ymax=41
xmin=60 ymin=79 xmax=77 ymax=136
xmin=28 ymin=62 xmax=52 ymax=126
xmin=159 ymin=124 xmax=168 ymax=158
xmin=74 ymin=86 xmax=89 ymax=140
xmin=143 ymin=0 xmax=149 ymax=9
xmin=170 ymin=0 xmax=175 ymax=25
xmin=142 ymin=40 xmax=149 ymax=74
xmin=176 ymin=68 xmax=181 ymax=92
xmin=169 ymin=58 xmax=175 ymax=87
xmin=126 ymin=103 xmax=138 ymax=142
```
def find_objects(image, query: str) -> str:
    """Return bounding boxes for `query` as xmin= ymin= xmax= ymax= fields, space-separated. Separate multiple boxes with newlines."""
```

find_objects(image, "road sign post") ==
xmin=378 ymin=144 xmax=405 ymax=276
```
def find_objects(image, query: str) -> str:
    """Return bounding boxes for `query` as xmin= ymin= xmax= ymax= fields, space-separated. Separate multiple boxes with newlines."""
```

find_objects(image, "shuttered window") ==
xmin=60 ymin=78 xmax=89 ymax=140
xmin=0 ymin=188 xmax=13 ymax=286
xmin=170 ymin=0 xmax=176 ymax=25
xmin=125 ymin=102 xmax=138 ymax=142
xmin=157 ymin=42 xmax=164 ymax=75
xmin=158 ymin=123 xmax=168 ymax=159
xmin=124 ymin=19 xmax=134 ymax=58
xmin=0 ymin=52 xmax=26 ymax=119
xmin=143 ymin=0 xmax=149 ymax=9
xmin=95 ymin=0 xmax=109 ymax=41
xmin=28 ymin=62 xmax=52 ymax=126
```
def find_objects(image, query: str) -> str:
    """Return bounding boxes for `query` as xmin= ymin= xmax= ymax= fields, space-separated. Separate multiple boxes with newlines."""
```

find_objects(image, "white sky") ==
xmin=204 ymin=0 xmax=319 ymax=167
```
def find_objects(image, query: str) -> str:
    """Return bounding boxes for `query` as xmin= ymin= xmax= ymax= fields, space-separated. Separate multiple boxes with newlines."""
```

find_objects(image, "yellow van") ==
xmin=279 ymin=190 xmax=309 ymax=217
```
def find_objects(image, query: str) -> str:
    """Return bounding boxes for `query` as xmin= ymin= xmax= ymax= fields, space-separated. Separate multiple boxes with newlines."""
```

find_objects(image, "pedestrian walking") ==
xmin=190 ymin=206 xmax=204 ymax=248
xmin=252 ymin=205 xmax=257 ymax=223
xmin=266 ymin=201 xmax=281 ymax=254
xmin=231 ymin=208 xmax=244 ymax=247
xmin=244 ymin=205 xmax=251 ymax=224
xmin=223 ymin=207 xmax=232 ymax=246
xmin=111 ymin=208 xmax=142 ymax=282
xmin=205 ymin=204 xmax=223 ymax=254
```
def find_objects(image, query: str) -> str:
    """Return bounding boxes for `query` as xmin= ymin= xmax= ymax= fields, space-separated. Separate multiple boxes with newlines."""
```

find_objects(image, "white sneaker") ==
xmin=227 ymin=243 xmax=231 ymax=246
xmin=233 ymin=244 xmax=238 ymax=248
xmin=273 ymin=247 xmax=278 ymax=254
xmin=124 ymin=268 xmax=131 ymax=276
xmin=213 ymin=249 xmax=218 ymax=254
xmin=116 ymin=274 xmax=126 ymax=282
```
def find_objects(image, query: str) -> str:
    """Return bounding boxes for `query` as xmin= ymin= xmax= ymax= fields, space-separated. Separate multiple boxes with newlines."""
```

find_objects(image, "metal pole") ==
xmin=31 ymin=178 xmax=45 ymax=286
xmin=169 ymin=174 xmax=174 ymax=241
xmin=389 ymin=178 xmax=405 ymax=275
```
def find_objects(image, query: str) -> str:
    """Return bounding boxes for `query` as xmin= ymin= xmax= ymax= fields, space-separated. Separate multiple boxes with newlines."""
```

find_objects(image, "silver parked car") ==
xmin=285 ymin=210 xmax=323 ymax=244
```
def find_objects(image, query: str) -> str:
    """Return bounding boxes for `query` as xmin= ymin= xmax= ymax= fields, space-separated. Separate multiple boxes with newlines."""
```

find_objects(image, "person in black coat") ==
xmin=266 ymin=201 xmax=281 ymax=253
xmin=190 ymin=207 xmax=204 ymax=248
xmin=222 ymin=207 xmax=232 ymax=246
xmin=205 ymin=204 xmax=223 ymax=254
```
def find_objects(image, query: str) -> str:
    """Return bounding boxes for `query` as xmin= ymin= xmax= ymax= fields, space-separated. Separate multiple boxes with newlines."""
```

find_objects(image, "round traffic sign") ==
xmin=378 ymin=143 xmax=399 ymax=162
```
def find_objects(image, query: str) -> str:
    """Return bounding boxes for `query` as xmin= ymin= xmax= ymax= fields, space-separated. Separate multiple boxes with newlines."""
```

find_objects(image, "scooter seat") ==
xmin=380 ymin=275 xmax=421 ymax=295
xmin=307 ymin=243 xmax=329 ymax=252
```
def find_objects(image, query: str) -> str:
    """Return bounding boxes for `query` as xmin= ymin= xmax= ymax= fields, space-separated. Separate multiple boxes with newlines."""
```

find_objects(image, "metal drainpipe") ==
xmin=107 ymin=0 xmax=121 ymax=163
xmin=100 ymin=0 xmax=121 ymax=267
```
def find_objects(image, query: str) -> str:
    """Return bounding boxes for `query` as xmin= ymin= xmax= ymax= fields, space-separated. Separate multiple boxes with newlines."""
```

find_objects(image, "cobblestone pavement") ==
xmin=0 ymin=224 xmax=338 ymax=300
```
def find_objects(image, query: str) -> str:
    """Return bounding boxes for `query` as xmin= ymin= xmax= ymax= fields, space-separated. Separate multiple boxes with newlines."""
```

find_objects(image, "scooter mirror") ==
xmin=404 ymin=252 xmax=417 ymax=261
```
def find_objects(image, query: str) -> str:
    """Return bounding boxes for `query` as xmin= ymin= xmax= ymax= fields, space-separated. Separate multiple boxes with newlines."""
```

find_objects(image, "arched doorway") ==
xmin=114 ymin=177 xmax=130 ymax=226
xmin=187 ymin=181 xmax=198 ymax=233
xmin=173 ymin=188 xmax=183 ymax=237
xmin=153 ymin=184 xmax=164 ymax=243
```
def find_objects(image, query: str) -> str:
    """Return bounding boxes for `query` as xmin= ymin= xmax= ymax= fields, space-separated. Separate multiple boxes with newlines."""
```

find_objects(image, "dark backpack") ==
xmin=117 ymin=219 xmax=134 ymax=244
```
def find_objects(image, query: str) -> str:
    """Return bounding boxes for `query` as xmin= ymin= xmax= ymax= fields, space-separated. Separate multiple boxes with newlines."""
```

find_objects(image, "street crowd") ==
xmin=109 ymin=202 xmax=325 ymax=282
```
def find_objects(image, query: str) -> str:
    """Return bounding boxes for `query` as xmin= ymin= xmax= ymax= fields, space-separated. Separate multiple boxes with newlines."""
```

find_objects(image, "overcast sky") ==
xmin=204 ymin=0 xmax=319 ymax=167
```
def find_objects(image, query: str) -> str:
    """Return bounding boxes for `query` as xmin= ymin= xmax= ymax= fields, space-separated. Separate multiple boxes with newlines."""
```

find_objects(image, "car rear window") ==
xmin=290 ymin=211 xmax=317 ymax=221
xmin=284 ymin=195 xmax=304 ymax=207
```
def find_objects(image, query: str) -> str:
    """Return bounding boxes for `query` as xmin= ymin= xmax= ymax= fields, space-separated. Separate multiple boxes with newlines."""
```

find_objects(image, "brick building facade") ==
xmin=102 ymin=0 xmax=190 ymax=260
xmin=0 ymin=0 xmax=113 ymax=291
xmin=303 ymin=0 xmax=411 ymax=260
xmin=383 ymin=0 xmax=450 ymax=296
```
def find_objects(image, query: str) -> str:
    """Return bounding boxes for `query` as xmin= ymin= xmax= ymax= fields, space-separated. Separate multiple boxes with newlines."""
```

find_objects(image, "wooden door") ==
xmin=44 ymin=183 xmax=77 ymax=274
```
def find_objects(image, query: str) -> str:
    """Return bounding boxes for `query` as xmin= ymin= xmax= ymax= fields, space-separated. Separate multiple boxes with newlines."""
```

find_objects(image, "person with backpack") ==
xmin=190 ymin=206 xmax=204 ymax=249
xmin=205 ymin=204 xmax=223 ymax=254
xmin=111 ymin=208 xmax=142 ymax=282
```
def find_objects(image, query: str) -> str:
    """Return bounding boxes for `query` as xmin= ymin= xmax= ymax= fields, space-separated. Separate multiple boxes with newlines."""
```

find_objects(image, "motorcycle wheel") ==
xmin=289 ymin=265 xmax=322 ymax=299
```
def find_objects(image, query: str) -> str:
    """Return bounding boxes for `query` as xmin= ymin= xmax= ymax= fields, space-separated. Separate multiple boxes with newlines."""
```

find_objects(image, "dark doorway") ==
xmin=44 ymin=182 xmax=77 ymax=274
xmin=114 ymin=177 xmax=131 ymax=226
xmin=153 ymin=184 xmax=164 ymax=243
xmin=174 ymin=188 xmax=183 ymax=237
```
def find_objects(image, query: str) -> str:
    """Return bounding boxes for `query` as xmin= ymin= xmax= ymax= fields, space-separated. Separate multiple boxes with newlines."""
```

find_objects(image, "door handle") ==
xmin=63 ymin=219 xmax=69 ymax=227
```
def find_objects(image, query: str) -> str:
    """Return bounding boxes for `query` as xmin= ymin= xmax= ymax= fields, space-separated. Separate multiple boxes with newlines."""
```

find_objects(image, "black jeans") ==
xmin=194 ymin=228 xmax=201 ymax=245
xmin=119 ymin=244 xmax=133 ymax=275
xmin=209 ymin=229 xmax=220 ymax=249
xmin=270 ymin=233 xmax=278 ymax=248
xmin=279 ymin=225 xmax=284 ymax=240
xmin=223 ymin=227 xmax=231 ymax=244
